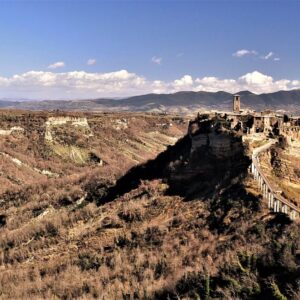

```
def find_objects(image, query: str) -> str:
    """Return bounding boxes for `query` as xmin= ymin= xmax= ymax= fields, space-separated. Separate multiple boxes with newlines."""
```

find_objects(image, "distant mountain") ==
xmin=0 ymin=100 xmax=20 ymax=108
xmin=1 ymin=89 xmax=300 ymax=114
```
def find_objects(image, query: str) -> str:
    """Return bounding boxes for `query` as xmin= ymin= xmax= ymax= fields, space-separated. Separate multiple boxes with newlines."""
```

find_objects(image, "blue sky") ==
xmin=0 ymin=0 xmax=299 ymax=99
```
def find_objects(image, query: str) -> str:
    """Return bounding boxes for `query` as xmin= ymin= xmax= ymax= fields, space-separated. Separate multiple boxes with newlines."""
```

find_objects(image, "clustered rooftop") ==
xmin=221 ymin=94 xmax=299 ymax=134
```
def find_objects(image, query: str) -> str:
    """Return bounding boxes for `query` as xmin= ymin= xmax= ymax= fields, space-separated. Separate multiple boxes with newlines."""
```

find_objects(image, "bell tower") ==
xmin=233 ymin=94 xmax=241 ymax=113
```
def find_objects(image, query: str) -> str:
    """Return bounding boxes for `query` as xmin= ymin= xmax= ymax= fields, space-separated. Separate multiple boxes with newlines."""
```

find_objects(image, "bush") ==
xmin=0 ymin=214 xmax=7 ymax=227
xmin=154 ymin=259 xmax=168 ymax=280
xmin=77 ymin=252 xmax=102 ymax=271
xmin=45 ymin=222 xmax=59 ymax=237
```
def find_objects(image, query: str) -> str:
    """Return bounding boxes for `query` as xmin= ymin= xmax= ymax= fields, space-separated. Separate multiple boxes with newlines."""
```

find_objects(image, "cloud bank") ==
xmin=0 ymin=69 xmax=298 ymax=99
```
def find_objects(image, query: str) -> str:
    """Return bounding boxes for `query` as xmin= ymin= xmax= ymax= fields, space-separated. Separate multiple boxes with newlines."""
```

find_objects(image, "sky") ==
xmin=0 ymin=0 xmax=300 ymax=99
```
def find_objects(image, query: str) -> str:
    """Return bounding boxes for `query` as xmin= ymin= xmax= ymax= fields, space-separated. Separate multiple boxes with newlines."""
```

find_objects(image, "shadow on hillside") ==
xmin=97 ymin=135 xmax=191 ymax=204
xmin=92 ymin=129 xmax=251 ymax=206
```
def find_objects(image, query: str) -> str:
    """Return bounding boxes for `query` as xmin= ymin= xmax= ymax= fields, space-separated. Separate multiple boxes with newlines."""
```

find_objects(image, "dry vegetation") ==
xmin=0 ymin=111 xmax=300 ymax=299
xmin=0 ymin=110 xmax=186 ymax=193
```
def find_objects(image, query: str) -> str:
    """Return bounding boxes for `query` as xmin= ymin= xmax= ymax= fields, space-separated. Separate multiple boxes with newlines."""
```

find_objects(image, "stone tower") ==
xmin=233 ymin=94 xmax=241 ymax=113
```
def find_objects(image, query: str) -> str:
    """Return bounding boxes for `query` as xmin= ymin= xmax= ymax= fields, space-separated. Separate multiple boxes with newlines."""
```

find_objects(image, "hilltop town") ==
xmin=189 ymin=95 xmax=300 ymax=219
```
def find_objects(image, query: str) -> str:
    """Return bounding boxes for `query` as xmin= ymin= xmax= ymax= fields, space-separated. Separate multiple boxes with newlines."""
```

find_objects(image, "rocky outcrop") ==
xmin=0 ymin=126 xmax=24 ymax=136
xmin=45 ymin=116 xmax=93 ymax=142
xmin=101 ymin=116 xmax=250 ymax=202
xmin=167 ymin=117 xmax=249 ymax=197
xmin=280 ymin=126 xmax=300 ymax=158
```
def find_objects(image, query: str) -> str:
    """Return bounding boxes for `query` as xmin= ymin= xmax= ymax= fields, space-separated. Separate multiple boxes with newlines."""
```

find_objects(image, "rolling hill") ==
xmin=1 ymin=89 xmax=300 ymax=114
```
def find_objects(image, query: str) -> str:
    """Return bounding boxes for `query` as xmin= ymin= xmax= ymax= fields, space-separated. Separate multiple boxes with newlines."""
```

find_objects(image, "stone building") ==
xmin=233 ymin=94 xmax=241 ymax=113
xmin=225 ymin=95 xmax=285 ymax=133
xmin=193 ymin=94 xmax=299 ymax=144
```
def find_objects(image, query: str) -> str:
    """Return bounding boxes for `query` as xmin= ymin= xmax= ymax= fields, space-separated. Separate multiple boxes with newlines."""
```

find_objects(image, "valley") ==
xmin=0 ymin=111 xmax=186 ymax=193
xmin=0 ymin=109 xmax=300 ymax=299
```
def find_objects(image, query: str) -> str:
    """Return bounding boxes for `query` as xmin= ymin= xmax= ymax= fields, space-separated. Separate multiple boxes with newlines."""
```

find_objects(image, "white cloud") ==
xmin=234 ymin=49 xmax=280 ymax=62
xmin=233 ymin=49 xmax=257 ymax=58
xmin=173 ymin=75 xmax=193 ymax=89
xmin=151 ymin=56 xmax=162 ymax=65
xmin=48 ymin=61 xmax=65 ymax=69
xmin=0 ymin=69 xmax=298 ymax=99
xmin=87 ymin=58 xmax=96 ymax=65
xmin=239 ymin=71 xmax=273 ymax=86
xmin=262 ymin=52 xmax=274 ymax=60
xmin=291 ymin=80 xmax=300 ymax=86
xmin=238 ymin=71 xmax=292 ymax=93
xmin=0 ymin=70 xmax=148 ymax=99
xmin=194 ymin=77 xmax=239 ymax=93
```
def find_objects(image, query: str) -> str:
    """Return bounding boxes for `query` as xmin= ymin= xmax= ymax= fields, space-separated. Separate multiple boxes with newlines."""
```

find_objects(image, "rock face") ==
xmin=188 ymin=115 xmax=244 ymax=157
xmin=0 ymin=126 xmax=24 ymax=136
xmin=112 ymin=118 xmax=128 ymax=130
xmin=259 ymin=142 xmax=300 ymax=204
xmin=190 ymin=126 xmax=243 ymax=159
xmin=104 ymin=114 xmax=250 ymax=201
xmin=168 ymin=116 xmax=250 ymax=197
xmin=281 ymin=126 xmax=300 ymax=156
xmin=45 ymin=116 xmax=93 ymax=142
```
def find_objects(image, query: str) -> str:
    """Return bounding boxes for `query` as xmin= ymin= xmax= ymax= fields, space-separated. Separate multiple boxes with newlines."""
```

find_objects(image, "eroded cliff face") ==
xmin=167 ymin=116 xmax=250 ymax=198
xmin=259 ymin=142 xmax=300 ymax=205
xmin=281 ymin=126 xmax=300 ymax=159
